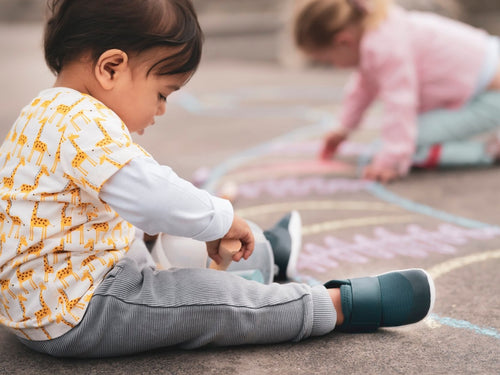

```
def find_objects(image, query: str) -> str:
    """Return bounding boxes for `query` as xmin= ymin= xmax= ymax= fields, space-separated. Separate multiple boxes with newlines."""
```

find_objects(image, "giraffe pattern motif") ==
xmin=92 ymin=222 xmax=110 ymax=243
xmin=1 ymin=295 xmax=13 ymax=321
xmin=19 ymin=165 xmax=50 ymax=198
xmin=55 ymin=313 xmax=75 ymax=328
xmin=0 ymin=278 xmax=16 ymax=299
xmin=69 ymin=110 xmax=91 ymax=132
xmin=11 ymin=112 xmax=33 ymax=157
xmin=34 ymin=283 xmax=53 ymax=339
xmin=57 ymin=288 xmax=84 ymax=321
xmin=16 ymin=236 xmax=28 ymax=257
xmin=67 ymin=134 xmax=98 ymax=177
xmin=0 ymin=213 xmax=5 ymax=234
xmin=42 ymin=254 xmax=54 ymax=283
xmin=55 ymin=254 xmax=80 ymax=289
xmin=16 ymin=266 xmax=38 ymax=294
xmin=28 ymin=117 xmax=49 ymax=166
xmin=0 ymin=87 xmax=147 ymax=340
xmin=17 ymin=294 xmax=30 ymax=324
xmin=94 ymin=117 xmax=123 ymax=154
xmin=48 ymin=97 xmax=85 ymax=128
xmin=30 ymin=202 xmax=52 ymax=241
xmin=82 ymin=241 xmax=107 ymax=272
xmin=50 ymin=124 xmax=67 ymax=173
xmin=60 ymin=202 xmax=72 ymax=240
xmin=4 ymin=195 xmax=23 ymax=239
xmin=2 ymin=156 xmax=25 ymax=189
xmin=23 ymin=240 xmax=45 ymax=263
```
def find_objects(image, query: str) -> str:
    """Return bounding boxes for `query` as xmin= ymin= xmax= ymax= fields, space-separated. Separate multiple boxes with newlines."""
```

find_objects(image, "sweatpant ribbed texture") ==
xmin=19 ymin=258 xmax=335 ymax=358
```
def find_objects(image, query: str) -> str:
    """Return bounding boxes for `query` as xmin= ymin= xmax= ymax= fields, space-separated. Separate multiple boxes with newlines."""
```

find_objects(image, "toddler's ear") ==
xmin=95 ymin=49 xmax=129 ymax=90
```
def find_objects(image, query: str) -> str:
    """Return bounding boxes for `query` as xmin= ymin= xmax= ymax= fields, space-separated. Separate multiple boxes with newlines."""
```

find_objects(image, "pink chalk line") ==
xmin=191 ymin=142 xmax=372 ymax=188
xmin=298 ymin=224 xmax=500 ymax=273
xmin=232 ymin=177 xmax=373 ymax=199
xmin=220 ymin=160 xmax=356 ymax=185
xmin=267 ymin=140 xmax=373 ymax=158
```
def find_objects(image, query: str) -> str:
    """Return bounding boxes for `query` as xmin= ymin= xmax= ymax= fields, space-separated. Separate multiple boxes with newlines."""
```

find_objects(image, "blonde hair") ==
xmin=293 ymin=0 xmax=392 ymax=50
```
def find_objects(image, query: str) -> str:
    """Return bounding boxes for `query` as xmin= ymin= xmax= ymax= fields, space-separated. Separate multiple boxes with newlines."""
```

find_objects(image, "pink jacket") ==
xmin=340 ymin=6 xmax=490 ymax=174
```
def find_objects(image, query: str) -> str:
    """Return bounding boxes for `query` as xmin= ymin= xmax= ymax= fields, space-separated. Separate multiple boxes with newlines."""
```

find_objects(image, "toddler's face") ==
xmin=306 ymin=43 xmax=360 ymax=68
xmin=108 ymin=49 xmax=190 ymax=135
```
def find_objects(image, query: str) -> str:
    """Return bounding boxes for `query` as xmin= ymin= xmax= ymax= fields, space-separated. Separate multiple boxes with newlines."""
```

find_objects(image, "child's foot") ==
xmin=325 ymin=268 xmax=435 ymax=332
xmin=263 ymin=211 xmax=302 ymax=281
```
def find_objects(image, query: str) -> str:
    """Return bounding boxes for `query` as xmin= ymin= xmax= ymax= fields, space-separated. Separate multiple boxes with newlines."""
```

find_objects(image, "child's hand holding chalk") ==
xmin=206 ymin=215 xmax=254 ymax=270
xmin=209 ymin=239 xmax=242 ymax=271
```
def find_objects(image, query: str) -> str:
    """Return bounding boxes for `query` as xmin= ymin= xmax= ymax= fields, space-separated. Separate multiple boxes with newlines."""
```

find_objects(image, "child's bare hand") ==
xmin=319 ymin=129 xmax=348 ymax=160
xmin=362 ymin=164 xmax=399 ymax=183
xmin=206 ymin=215 xmax=254 ymax=265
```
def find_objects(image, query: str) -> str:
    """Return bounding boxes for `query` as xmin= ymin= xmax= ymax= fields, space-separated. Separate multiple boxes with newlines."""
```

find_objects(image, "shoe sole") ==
xmin=422 ymin=268 xmax=436 ymax=319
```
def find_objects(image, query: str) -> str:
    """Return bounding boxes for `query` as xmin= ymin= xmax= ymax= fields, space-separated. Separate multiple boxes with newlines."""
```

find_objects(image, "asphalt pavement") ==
xmin=0 ymin=22 xmax=499 ymax=375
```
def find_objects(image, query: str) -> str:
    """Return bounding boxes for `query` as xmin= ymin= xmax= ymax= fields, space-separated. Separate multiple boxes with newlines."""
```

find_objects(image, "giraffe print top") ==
xmin=0 ymin=87 xmax=149 ymax=340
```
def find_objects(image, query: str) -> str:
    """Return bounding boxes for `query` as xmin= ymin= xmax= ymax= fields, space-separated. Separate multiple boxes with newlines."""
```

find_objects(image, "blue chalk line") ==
xmin=430 ymin=314 xmax=500 ymax=340
xmin=367 ymin=183 xmax=497 ymax=229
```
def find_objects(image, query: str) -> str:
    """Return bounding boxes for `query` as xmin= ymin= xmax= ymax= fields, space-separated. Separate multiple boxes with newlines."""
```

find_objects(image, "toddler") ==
xmin=0 ymin=0 xmax=434 ymax=358
xmin=293 ymin=0 xmax=500 ymax=182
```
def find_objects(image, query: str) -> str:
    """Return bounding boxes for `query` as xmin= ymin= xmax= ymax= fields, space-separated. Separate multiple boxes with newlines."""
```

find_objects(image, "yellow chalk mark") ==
xmin=427 ymin=249 xmax=500 ymax=280
xmin=236 ymin=200 xmax=401 ymax=218
xmin=302 ymin=215 xmax=419 ymax=236
xmin=425 ymin=249 xmax=500 ymax=329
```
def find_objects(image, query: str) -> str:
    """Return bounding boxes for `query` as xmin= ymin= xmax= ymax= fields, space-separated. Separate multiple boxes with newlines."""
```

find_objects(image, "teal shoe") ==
xmin=325 ymin=269 xmax=435 ymax=332
xmin=263 ymin=210 xmax=302 ymax=281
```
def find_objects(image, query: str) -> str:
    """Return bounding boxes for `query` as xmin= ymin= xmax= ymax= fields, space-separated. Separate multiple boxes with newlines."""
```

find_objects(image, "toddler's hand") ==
xmin=206 ymin=215 xmax=255 ymax=266
xmin=363 ymin=163 xmax=399 ymax=183
xmin=319 ymin=129 xmax=348 ymax=160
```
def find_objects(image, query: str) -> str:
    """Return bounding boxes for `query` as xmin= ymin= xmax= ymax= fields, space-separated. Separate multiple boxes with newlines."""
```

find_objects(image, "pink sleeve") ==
xmin=364 ymin=34 xmax=419 ymax=176
xmin=340 ymin=72 xmax=378 ymax=132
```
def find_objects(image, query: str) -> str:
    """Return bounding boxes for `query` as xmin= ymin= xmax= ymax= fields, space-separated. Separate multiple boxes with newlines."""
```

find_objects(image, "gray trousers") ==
xmin=19 ymin=248 xmax=335 ymax=358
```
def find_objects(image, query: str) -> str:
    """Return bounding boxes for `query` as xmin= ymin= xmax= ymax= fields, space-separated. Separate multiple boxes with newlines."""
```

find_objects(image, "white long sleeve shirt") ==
xmin=100 ymin=156 xmax=234 ymax=241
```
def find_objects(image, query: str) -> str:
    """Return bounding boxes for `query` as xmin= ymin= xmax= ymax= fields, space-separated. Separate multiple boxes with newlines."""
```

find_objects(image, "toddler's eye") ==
xmin=158 ymin=93 xmax=167 ymax=102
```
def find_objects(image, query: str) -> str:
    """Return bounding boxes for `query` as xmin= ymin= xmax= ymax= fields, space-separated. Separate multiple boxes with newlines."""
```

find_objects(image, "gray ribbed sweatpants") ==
xmin=19 ymin=257 xmax=335 ymax=358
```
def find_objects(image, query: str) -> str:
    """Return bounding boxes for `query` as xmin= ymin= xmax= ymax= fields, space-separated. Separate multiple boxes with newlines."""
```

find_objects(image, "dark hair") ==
xmin=44 ymin=0 xmax=203 ymax=76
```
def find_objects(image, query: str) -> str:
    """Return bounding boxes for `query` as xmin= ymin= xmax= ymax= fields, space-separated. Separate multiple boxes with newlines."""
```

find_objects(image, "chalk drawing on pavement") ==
xmin=298 ymin=224 xmax=500 ymax=272
xmin=175 ymin=86 xmax=500 ymax=340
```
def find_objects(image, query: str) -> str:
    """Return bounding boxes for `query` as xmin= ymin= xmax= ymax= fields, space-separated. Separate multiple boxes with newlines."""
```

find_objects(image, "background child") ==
xmin=293 ymin=0 xmax=500 ymax=182
xmin=0 ymin=0 xmax=434 ymax=358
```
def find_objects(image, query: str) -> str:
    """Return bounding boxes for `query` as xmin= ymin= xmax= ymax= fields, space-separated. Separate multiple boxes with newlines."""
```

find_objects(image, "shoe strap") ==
xmin=324 ymin=279 xmax=349 ymax=288
xmin=348 ymin=277 xmax=382 ymax=331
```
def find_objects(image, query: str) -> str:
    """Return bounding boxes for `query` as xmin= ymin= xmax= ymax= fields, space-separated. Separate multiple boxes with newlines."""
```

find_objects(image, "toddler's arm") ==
xmin=339 ymin=72 xmax=378 ymax=133
xmin=367 ymin=65 xmax=419 ymax=180
xmin=99 ymin=156 xmax=233 ymax=242
xmin=321 ymin=72 xmax=376 ymax=160
xmin=357 ymin=25 xmax=420 ymax=180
